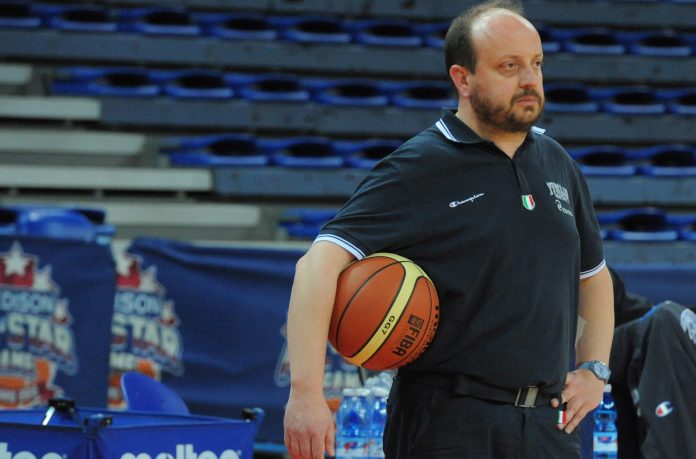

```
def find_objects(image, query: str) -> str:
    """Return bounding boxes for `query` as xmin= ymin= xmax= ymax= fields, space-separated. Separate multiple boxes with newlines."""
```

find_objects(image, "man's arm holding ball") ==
xmin=284 ymin=241 xmax=355 ymax=459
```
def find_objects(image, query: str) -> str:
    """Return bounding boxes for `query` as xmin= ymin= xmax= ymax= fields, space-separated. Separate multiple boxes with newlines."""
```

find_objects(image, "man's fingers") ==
xmin=289 ymin=434 xmax=302 ymax=458
xmin=326 ymin=420 xmax=336 ymax=457
xmin=311 ymin=433 xmax=328 ymax=459
xmin=298 ymin=433 xmax=313 ymax=459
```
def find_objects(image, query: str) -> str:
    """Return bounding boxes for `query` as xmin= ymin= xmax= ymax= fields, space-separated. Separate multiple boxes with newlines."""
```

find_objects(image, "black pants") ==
xmin=384 ymin=376 xmax=581 ymax=459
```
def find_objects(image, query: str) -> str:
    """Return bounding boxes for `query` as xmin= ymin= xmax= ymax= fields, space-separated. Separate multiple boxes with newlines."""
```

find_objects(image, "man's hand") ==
xmin=550 ymin=369 xmax=605 ymax=433
xmin=284 ymin=389 xmax=335 ymax=459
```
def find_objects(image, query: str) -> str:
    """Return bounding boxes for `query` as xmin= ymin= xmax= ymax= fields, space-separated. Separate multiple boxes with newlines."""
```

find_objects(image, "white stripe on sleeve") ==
xmin=314 ymin=234 xmax=365 ymax=260
xmin=580 ymin=259 xmax=606 ymax=279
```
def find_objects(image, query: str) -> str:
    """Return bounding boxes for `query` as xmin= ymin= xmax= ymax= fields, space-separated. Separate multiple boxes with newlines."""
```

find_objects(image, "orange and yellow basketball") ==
xmin=329 ymin=253 xmax=439 ymax=370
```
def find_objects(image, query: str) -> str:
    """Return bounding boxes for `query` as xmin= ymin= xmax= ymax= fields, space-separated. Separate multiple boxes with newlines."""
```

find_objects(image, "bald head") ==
xmin=471 ymin=10 xmax=542 ymax=70
xmin=444 ymin=1 xmax=537 ymax=75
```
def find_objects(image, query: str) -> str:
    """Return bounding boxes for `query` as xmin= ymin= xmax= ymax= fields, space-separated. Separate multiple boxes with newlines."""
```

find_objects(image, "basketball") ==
xmin=329 ymin=252 xmax=439 ymax=370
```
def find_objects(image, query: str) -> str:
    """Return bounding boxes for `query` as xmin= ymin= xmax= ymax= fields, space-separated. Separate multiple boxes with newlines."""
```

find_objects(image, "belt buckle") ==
xmin=514 ymin=386 xmax=539 ymax=408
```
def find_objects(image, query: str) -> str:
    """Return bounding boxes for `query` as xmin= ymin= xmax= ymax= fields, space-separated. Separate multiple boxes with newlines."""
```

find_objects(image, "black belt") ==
xmin=396 ymin=371 xmax=559 ymax=408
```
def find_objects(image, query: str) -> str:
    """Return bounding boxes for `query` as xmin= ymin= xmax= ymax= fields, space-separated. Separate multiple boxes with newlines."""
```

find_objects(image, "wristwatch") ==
xmin=577 ymin=360 xmax=611 ymax=383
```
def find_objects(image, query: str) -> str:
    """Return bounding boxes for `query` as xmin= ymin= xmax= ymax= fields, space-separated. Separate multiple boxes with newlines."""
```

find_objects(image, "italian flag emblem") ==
xmin=522 ymin=194 xmax=535 ymax=210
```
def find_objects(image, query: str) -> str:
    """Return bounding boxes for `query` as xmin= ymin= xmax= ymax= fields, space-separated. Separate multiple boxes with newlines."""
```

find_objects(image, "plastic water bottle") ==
xmin=367 ymin=387 xmax=388 ymax=459
xmin=593 ymin=385 xmax=618 ymax=459
xmin=336 ymin=387 xmax=371 ymax=458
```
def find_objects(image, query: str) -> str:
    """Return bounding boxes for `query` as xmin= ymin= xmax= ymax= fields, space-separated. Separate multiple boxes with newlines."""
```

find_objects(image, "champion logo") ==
xmin=521 ymin=195 xmax=535 ymax=211
xmin=449 ymin=193 xmax=485 ymax=208
xmin=655 ymin=401 xmax=674 ymax=418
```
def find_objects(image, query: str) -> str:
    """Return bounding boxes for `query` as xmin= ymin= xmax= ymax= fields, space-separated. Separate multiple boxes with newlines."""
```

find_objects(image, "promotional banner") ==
xmin=115 ymin=237 xmax=361 ymax=444
xmin=0 ymin=408 xmax=260 ymax=459
xmin=0 ymin=236 xmax=114 ymax=409
xmin=108 ymin=249 xmax=185 ymax=408
xmin=110 ymin=237 xmax=300 ymax=443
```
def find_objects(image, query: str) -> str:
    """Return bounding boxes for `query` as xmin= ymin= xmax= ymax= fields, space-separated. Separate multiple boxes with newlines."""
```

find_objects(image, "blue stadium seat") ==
xmin=198 ymin=12 xmax=277 ymax=41
xmin=536 ymin=25 xmax=562 ymax=53
xmin=164 ymin=133 xmax=269 ymax=167
xmin=684 ymin=32 xmax=696 ymax=50
xmin=158 ymin=70 xmax=233 ymax=99
xmin=47 ymin=5 xmax=117 ymax=32
xmin=592 ymin=86 xmax=666 ymax=115
xmin=387 ymin=81 xmax=456 ymax=109
xmin=263 ymin=137 xmax=344 ymax=168
xmin=121 ymin=371 xmax=190 ymax=415
xmin=634 ymin=144 xmax=696 ymax=177
xmin=569 ymin=146 xmax=636 ymax=176
xmin=277 ymin=16 xmax=351 ymax=44
xmin=544 ymin=83 xmax=600 ymax=113
xmin=52 ymin=67 xmax=160 ymax=97
xmin=622 ymin=31 xmax=692 ymax=57
xmin=0 ymin=1 xmax=40 ymax=28
xmin=0 ymin=205 xmax=114 ymax=243
xmin=664 ymin=89 xmax=696 ymax=115
xmin=599 ymin=208 xmax=680 ymax=242
xmin=556 ymin=28 xmax=626 ymax=54
xmin=350 ymin=19 xmax=423 ymax=47
xmin=0 ymin=208 xmax=17 ymax=236
xmin=236 ymin=74 xmax=310 ymax=102
xmin=334 ymin=139 xmax=402 ymax=168
xmin=413 ymin=21 xmax=450 ymax=49
xmin=119 ymin=7 xmax=200 ymax=36
xmin=679 ymin=218 xmax=696 ymax=241
xmin=279 ymin=208 xmax=338 ymax=240
xmin=311 ymin=79 xmax=389 ymax=107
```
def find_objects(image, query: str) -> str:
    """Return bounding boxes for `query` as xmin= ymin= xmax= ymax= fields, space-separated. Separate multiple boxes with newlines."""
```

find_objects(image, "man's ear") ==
xmin=449 ymin=65 xmax=471 ymax=98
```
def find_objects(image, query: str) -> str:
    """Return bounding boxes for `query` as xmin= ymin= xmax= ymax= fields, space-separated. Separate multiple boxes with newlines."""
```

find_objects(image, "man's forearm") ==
xmin=287 ymin=242 xmax=355 ymax=393
xmin=576 ymin=266 xmax=614 ymax=365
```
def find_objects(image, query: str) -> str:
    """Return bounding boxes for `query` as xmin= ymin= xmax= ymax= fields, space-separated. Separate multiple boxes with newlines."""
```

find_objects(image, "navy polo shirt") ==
xmin=317 ymin=109 xmax=605 ymax=394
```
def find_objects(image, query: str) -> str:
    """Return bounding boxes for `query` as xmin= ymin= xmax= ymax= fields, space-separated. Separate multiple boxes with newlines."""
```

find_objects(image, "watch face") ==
xmin=593 ymin=361 xmax=610 ymax=379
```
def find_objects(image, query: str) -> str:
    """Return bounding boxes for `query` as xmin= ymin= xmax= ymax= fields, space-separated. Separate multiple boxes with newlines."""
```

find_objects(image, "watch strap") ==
xmin=577 ymin=360 xmax=610 ymax=382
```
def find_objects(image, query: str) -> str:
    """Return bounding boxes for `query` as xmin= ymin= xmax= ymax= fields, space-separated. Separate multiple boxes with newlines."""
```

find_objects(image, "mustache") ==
xmin=513 ymin=89 xmax=543 ymax=103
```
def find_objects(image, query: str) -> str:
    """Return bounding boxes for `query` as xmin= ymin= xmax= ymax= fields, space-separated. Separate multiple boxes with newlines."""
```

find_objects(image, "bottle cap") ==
xmin=354 ymin=388 xmax=371 ymax=397
xmin=370 ymin=387 xmax=389 ymax=398
xmin=342 ymin=387 xmax=358 ymax=397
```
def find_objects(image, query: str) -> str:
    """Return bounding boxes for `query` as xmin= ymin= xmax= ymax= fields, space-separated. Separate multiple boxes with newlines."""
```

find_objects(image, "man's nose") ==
xmin=520 ymin=66 xmax=541 ymax=88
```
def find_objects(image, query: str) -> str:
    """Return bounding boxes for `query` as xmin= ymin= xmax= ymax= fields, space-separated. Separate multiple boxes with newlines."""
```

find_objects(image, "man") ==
xmin=284 ymin=1 xmax=614 ymax=458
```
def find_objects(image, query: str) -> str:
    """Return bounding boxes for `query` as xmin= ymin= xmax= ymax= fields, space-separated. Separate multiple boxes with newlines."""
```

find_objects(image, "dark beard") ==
xmin=470 ymin=88 xmax=544 ymax=133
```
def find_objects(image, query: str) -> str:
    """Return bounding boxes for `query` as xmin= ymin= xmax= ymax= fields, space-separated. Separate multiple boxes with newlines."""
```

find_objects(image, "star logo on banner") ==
xmin=159 ymin=301 xmax=179 ymax=326
xmin=33 ymin=266 xmax=55 ymax=292
xmin=115 ymin=252 xmax=134 ymax=277
xmin=53 ymin=299 xmax=72 ymax=325
xmin=138 ymin=266 xmax=162 ymax=293
xmin=4 ymin=241 xmax=31 ymax=277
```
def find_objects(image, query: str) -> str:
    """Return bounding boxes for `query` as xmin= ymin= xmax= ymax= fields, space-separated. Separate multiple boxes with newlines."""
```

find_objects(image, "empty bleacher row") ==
xmin=0 ymin=1 xmax=694 ymax=266
xmin=45 ymin=66 xmax=696 ymax=116
xmin=1 ymin=1 xmax=696 ymax=88
xmin=3 ymin=2 xmax=696 ymax=52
